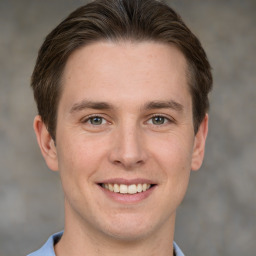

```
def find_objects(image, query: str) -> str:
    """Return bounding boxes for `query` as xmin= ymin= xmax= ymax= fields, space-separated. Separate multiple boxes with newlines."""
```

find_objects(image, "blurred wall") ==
xmin=0 ymin=0 xmax=255 ymax=255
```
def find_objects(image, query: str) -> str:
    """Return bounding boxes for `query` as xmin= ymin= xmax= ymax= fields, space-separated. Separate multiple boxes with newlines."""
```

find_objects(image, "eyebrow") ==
xmin=143 ymin=100 xmax=184 ymax=112
xmin=69 ymin=99 xmax=184 ymax=113
xmin=70 ymin=100 xmax=114 ymax=113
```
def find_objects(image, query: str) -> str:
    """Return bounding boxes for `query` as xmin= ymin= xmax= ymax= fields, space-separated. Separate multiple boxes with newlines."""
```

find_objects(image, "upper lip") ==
xmin=97 ymin=178 xmax=157 ymax=185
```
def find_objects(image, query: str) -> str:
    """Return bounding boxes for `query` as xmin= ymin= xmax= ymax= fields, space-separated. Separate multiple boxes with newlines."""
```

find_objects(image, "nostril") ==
xmin=112 ymin=158 xmax=145 ymax=169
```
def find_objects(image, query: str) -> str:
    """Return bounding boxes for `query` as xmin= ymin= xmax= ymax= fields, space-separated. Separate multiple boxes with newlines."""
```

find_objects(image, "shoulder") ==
xmin=27 ymin=231 xmax=63 ymax=256
xmin=173 ymin=241 xmax=185 ymax=256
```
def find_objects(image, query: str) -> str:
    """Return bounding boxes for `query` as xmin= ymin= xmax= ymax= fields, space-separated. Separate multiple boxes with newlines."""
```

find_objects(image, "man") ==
xmin=28 ymin=0 xmax=212 ymax=255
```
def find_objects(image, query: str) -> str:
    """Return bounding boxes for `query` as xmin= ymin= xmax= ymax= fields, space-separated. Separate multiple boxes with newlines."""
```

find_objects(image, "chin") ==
xmin=106 ymin=227 xmax=151 ymax=242
xmin=99 ymin=214 xmax=158 ymax=242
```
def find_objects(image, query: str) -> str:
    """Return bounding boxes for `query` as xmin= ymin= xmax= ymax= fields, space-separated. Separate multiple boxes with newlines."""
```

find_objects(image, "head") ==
xmin=31 ymin=0 xmax=212 ymax=141
xmin=32 ymin=0 xmax=213 ymax=245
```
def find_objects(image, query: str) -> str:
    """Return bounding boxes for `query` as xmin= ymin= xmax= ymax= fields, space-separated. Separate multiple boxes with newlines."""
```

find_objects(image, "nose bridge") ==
xmin=109 ymin=119 xmax=146 ymax=168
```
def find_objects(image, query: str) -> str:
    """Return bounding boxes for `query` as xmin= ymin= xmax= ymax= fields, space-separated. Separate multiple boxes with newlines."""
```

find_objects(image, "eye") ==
xmin=84 ymin=116 xmax=107 ymax=125
xmin=151 ymin=116 xmax=166 ymax=125
xmin=147 ymin=115 xmax=172 ymax=125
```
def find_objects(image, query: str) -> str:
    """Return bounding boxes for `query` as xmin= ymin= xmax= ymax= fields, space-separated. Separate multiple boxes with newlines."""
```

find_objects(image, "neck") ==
xmin=55 ymin=202 xmax=176 ymax=256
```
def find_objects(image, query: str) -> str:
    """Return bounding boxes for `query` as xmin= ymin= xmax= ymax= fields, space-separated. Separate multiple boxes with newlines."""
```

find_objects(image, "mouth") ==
xmin=99 ymin=183 xmax=154 ymax=194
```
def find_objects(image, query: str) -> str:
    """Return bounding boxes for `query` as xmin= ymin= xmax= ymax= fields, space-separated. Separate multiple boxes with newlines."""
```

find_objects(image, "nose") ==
xmin=108 ymin=123 xmax=147 ymax=169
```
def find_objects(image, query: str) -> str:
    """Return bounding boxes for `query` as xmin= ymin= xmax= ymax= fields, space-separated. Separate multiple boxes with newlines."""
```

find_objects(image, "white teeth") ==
xmin=108 ymin=184 xmax=114 ymax=192
xmin=128 ymin=184 xmax=137 ymax=194
xmin=137 ymin=184 xmax=143 ymax=192
xmin=120 ymin=184 xmax=128 ymax=194
xmin=113 ymin=184 xmax=120 ymax=193
xmin=102 ymin=183 xmax=152 ymax=194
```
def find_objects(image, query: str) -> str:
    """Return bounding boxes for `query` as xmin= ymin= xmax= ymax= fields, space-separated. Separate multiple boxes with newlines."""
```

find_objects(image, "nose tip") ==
xmin=108 ymin=128 xmax=147 ymax=169
xmin=112 ymin=153 xmax=144 ymax=168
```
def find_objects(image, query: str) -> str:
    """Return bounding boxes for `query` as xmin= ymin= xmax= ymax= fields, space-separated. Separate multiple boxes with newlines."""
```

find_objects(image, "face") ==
xmin=35 ymin=41 xmax=208 ymax=242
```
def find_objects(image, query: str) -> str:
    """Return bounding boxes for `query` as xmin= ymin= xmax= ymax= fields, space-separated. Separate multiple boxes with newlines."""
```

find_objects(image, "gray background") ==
xmin=0 ymin=0 xmax=255 ymax=255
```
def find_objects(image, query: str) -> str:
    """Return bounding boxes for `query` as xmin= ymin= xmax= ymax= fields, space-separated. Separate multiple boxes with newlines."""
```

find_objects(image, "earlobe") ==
xmin=33 ymin=115 xmax=59 ymax=171
xmin=191 ymin=114 xmax=208 ymax=171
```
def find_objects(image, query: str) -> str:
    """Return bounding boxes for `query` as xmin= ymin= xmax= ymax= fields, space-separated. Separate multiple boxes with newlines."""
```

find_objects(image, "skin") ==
xmin=34 ymin=41 xmax=208 ymax=256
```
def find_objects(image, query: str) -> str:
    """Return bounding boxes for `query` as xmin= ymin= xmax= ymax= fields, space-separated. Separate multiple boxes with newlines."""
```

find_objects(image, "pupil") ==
xmin=91 ymin=117 xmax=102 ymax=125
xmin=153 ymin=116 xmax=164 ymax=125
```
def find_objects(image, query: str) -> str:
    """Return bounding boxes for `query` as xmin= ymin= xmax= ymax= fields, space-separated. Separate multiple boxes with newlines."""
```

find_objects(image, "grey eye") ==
xmin=89 ymin=116 xmax=104 ymax=125
xmin=151 ymin=116 xmax=166 ymax=125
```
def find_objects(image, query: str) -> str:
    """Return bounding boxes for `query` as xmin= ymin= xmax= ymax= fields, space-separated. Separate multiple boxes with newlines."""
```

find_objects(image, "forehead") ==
xmin=60 ymin=41 xmax=191 ymax=111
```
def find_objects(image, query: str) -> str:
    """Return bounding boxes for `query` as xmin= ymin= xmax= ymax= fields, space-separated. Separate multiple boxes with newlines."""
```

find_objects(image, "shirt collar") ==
xmin=27 ymin=231 xmax=185 ymax=256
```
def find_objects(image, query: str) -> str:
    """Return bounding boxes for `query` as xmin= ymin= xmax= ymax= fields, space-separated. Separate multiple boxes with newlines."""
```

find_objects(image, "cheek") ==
xmin=56 ymin=140 xmax=103 ymax=208
xmin=58 ymin=139 xmax=102 ymax=174
xmin=152 ymin=133 xmax=194 ymax=172
xmin=151 ymin=133 xmax=194 ymax=194
xmin=56 ymin=134 xmax=105 ymax=187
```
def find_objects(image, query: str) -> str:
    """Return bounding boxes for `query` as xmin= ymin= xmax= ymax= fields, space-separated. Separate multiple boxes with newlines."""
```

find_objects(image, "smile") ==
xmin=100 ymin=183 xmax=152 ymax=194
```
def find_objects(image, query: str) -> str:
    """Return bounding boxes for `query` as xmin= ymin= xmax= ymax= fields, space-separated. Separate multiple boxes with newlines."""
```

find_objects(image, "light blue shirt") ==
xmin=27 ymin=231 xmax=184 ymax=256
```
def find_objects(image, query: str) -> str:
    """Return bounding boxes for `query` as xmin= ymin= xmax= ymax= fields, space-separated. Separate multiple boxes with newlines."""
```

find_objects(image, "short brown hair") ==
xmin=31 ymin=0 xmax=212 ymax=139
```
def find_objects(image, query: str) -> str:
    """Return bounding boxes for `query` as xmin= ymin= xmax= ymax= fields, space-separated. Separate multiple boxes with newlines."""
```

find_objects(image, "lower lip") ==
xmin=98 ymin=185 xmax=157 ymax=204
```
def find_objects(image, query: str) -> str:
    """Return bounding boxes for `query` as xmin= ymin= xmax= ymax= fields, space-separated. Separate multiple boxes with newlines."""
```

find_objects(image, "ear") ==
xmin=191 ymin=114 xmax=209 ymax=171
xmin=33 ymin=115 xmax=59 ymax=171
